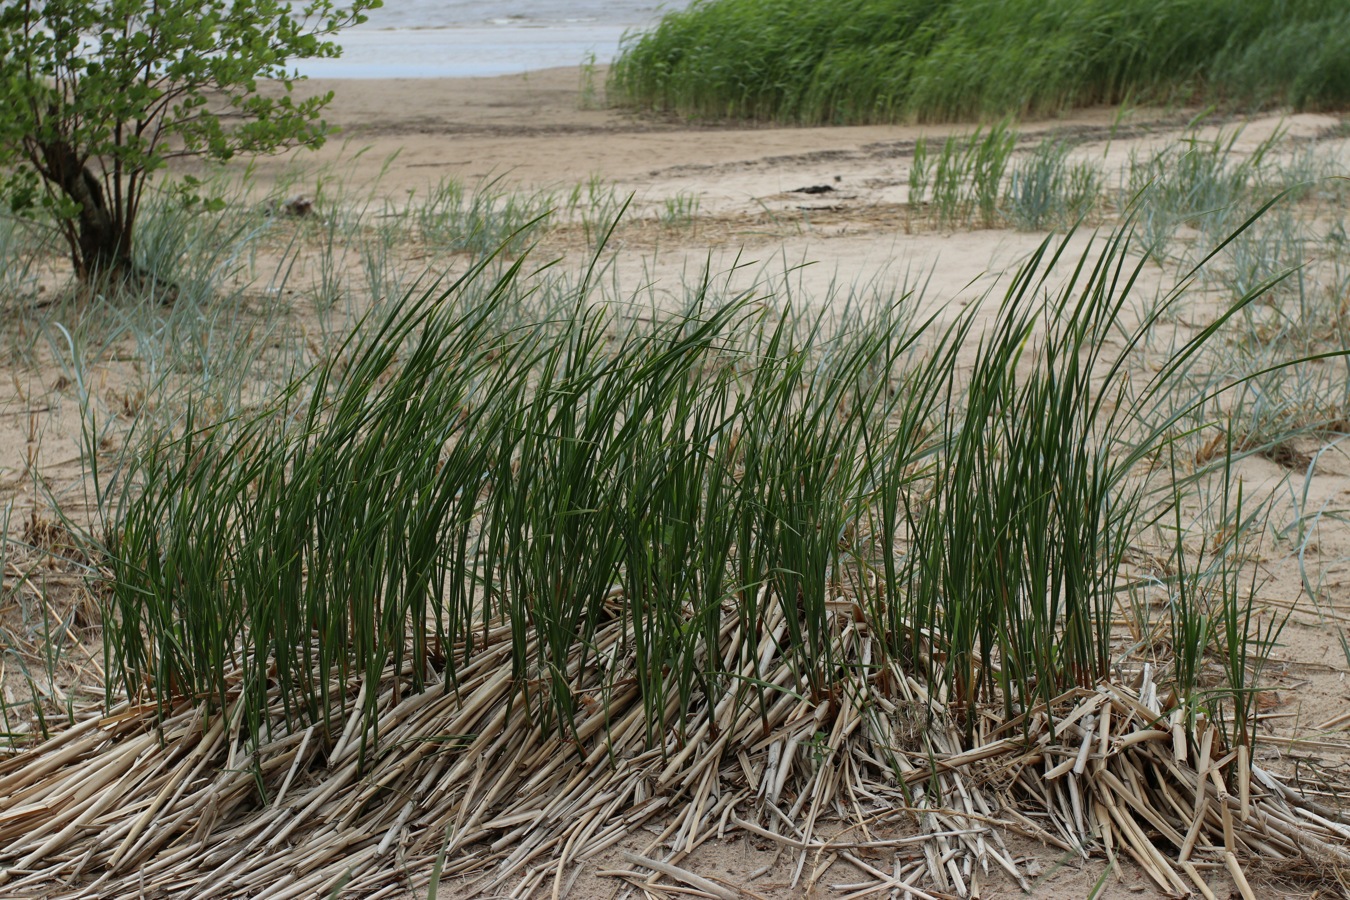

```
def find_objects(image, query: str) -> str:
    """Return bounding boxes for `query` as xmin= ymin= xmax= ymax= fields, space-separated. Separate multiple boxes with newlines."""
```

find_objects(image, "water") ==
xmin=292 ymin=0 xmax=688 ymax=79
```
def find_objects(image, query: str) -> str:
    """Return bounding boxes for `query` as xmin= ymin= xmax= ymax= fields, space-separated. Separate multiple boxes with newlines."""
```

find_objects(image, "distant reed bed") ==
xmin=610 ymin=0 xmax=1350 ymax=124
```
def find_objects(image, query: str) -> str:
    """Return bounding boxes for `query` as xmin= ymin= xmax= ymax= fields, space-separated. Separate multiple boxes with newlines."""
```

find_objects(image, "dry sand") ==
xmin=3 ymin=67 xmax=1350 ymax=899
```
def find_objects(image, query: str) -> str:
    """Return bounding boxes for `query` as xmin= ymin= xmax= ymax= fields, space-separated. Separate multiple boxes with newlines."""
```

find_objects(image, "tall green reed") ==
xmin=92 ymin=209 xmax=1304 ymax=764
xmin=1161 ymin=435 xmax=1284 ymax=749
xmin=917 ymin=123 xmax=1014 ymax=227
xmin=611 ymin=0 xmax=1350 ymax=125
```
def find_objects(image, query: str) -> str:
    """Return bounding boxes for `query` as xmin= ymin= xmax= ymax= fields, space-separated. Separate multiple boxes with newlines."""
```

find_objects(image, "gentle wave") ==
xmin=290 ymin=0 xmax=686 ymax=78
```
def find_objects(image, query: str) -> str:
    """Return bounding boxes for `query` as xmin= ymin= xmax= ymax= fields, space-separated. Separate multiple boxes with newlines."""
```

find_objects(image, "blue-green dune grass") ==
xmin=610 ymin=0 xmax=1350 ymax=124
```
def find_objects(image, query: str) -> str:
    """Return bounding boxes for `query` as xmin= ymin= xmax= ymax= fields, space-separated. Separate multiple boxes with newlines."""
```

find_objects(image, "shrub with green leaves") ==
xmin=0 ymin=0 xmax=379 ymax=283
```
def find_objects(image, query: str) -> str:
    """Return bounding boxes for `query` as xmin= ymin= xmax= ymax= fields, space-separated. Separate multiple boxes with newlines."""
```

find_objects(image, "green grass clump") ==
xmin=919 ymin=122 xmax=1016 ymax=226
xmin=411 ymin=176 xmax=556 ymax=258
xmin=610 ymin=0 xmax=1350 ymax=124
xmin=907 ymin=124 xmax=1103 ymax=230
xmin=93 ymin=216 xmax=1284 ymax=758
xmin=1004 ymin=138 xmax=1101 ymax=231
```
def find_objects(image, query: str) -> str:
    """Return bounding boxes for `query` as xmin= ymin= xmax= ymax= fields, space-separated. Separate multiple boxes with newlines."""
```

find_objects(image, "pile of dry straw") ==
xmin=2 ymin=600 xmax=1348 ymax=898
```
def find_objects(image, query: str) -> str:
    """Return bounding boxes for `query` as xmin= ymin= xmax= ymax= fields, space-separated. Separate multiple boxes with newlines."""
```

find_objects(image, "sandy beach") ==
xmin=250 ymin=68 xmax=1346 ymax=333
xmin=4 ymin=64 xmax=1350 ymax=899
xmin=263 ymin=67 xmax=1161 ymax=202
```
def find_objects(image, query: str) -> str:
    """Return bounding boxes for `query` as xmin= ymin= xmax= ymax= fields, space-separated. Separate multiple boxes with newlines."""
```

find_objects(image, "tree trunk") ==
xmin=40 ymin=140 xmax=133 ymax=283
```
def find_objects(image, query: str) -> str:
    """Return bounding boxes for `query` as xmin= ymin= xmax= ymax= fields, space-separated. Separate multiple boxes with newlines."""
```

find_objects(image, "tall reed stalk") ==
xmin=94 ymin=214 xmax=1294 ymax=763
xmin=611 ymin=0 xmax=1350 ymax=125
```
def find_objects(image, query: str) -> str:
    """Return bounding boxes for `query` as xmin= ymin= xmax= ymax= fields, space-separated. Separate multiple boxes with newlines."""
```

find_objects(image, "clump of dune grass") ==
xmin=0 ymin=212 xmax=45 ymax=302
xmin=924 ymin=122 xmax=1015 ymax=226
xmin=411 ymin=175 xmax=556 ymax=258
xmin=908 ymin=124 xmax=1103 ymax=230
xmin=1004 ymin=138 xmax=1102 ymax=230
xmin=610 ymin=0 xmax=1350 ymax=125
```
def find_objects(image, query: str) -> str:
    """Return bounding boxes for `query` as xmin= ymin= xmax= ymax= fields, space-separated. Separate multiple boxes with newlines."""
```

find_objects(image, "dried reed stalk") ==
xmin=1 ymin=611 xmax=1346 ymax=898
